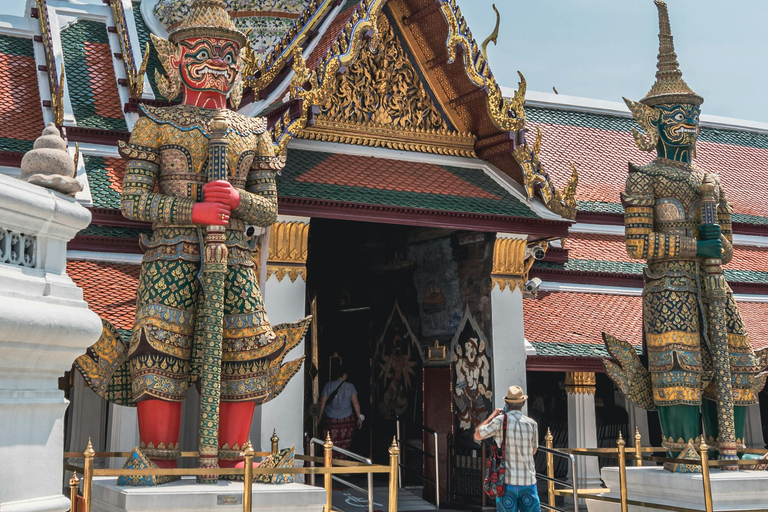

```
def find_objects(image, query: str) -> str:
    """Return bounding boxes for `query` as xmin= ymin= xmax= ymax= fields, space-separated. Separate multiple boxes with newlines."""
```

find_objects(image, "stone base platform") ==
xmin=586 ymin=466 xmax=768 ymax=512
xmin=91 ymin=476 xmax=326 ymax=512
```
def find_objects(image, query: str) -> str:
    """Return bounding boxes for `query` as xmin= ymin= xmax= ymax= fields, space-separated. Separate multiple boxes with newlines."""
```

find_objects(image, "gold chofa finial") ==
xmin=640 ymin=0 xmax=703 ymax=107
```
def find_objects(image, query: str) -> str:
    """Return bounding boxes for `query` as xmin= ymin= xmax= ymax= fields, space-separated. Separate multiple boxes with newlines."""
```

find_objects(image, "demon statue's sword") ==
xmin=197 ymin=112 xmax=229 ymax=483
xmin=699 ymin=174 xmax=737 ymax=469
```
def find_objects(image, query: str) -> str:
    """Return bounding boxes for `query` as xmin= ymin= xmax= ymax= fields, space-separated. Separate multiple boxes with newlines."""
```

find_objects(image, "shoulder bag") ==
xmin=483 ymin=413 xmax=507 ymax=498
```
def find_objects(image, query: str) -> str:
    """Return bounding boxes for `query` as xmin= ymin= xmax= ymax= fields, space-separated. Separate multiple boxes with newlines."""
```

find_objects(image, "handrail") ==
xmin=395 ymin=420 xmax=440 ymax=509
xmin=536 ymin=444 xmax=578 ymax=512
xmin=64 ymin=431 xmax=399 ymax=512
xmin=309 ymin=436 xmax=374 ymax=512
xmin=535 ymin=427 xmax=768 ymax=512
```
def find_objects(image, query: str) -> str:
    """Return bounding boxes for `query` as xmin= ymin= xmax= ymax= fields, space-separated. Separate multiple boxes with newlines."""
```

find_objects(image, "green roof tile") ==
xmin=83 ymin=154 xmax=123 ymax=209
xmin=80 ymin=224 xmax=150 ymax=239
xmin=61 ymin=20 xmax=128 ymax=132
xmin=530 ymin=341 xmax=641 ymax=358
xmin=534 ymin=258 xmax=768 ymax=284
xmin=0 ymin=34 xmax=34 ymax=57
xmin=278 ymin=149 xmax=540 ymax=218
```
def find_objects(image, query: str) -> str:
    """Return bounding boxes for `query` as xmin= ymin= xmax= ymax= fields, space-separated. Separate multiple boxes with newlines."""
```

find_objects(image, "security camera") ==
xmin=531 ymin=246 xmax=546 ymax=261
xmin=245 ymin=225 xmax=257 ymax=237
xmin=524 ymin=277 xmax=542 ymax=296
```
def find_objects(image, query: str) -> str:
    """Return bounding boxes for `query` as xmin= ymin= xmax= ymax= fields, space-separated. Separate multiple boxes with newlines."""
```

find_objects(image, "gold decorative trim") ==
xmin=270 ymin=0 xmax=389 ymax=155
xmin=35 ymin=0 xmax=64 ymax=125
xmin=301 ymin=118 xmax=476 ymax=158
xmin=439 ymin=0 xmax=525 ymax=132
xmin=491 ymin=237 xmax=545 ymax=293
xmin=242 ymin=0 xmax=334 ymax=94
xmin=512 ymin=128 xmax=579 ymax=220
xmin=265 ymin=220 xmax=309 ymax=283
xmin=110 ymin=0 xmax=149 ymax=98
xmin=565 ymin=372 xmax=596 ymax=395
xmin=298 ymin=14 xmax=476 ymax=158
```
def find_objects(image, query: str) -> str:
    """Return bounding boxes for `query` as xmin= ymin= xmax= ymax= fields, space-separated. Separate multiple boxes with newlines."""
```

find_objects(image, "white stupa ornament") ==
xmin=19 ymin=123 xmax=82 ymax=196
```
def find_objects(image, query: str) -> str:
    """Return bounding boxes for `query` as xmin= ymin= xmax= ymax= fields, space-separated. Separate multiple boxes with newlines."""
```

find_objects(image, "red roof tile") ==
xmin=305 ymin=4 xmax=357 ymax=70
xmin=0 ymin=51 xmax=44 ymax=146
xmin=296 ymin=153 xmax=501 ymax=199
xmin=67 ymin=260 xmax=139 ymax=330
xmin=533 ymin=121 xmax=768 ymax=219
xmin=84 ymin=42 xmax=125 ymax=120
xmin=103 ymin=157 xmax=127 ymax=194
xmin=524 ymin=291 xmax=768 ymax=351
xmin=565 ymin=232 xmax=768 ymax=273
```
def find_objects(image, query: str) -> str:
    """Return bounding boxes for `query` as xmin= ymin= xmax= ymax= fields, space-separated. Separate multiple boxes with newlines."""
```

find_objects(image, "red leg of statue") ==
xmin=219 ymin=401 xmax=256 ymax=468
xmin=137 ymin=399 xmax=182 ymax=468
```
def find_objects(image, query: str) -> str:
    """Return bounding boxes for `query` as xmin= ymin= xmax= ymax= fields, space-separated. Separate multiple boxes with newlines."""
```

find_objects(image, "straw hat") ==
xmin=504 ymin=385 xmax=527 ymax=404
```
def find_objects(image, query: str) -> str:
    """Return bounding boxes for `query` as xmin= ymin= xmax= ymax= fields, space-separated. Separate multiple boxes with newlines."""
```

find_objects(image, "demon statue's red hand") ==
xmin=192 ymin=201 xmax=230 ymax=225
xmin=203 ymin=180 xmax=241 ymax=210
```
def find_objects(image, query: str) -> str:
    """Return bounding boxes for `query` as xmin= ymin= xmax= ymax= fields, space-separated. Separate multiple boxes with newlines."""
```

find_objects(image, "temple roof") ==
xmin=526 ymin=100 xmax=768 ymax=230
xmin=0 ymin=34 xmax=45 ymax=159
xmin=524 ymin=291 xmax=768 ymax=364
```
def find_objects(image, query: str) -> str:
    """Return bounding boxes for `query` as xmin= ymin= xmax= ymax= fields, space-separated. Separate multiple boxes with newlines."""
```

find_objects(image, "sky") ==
xmin=455 ymin=0 xmax=768 ymax=122
xmin=2 ymin=0 xmax=765 ymax=121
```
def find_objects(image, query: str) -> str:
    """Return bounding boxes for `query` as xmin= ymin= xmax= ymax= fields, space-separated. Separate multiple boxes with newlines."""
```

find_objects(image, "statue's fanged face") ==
xmin=174 ymin=37 xmax=240 ymax=94
xmin=656 ymin=104 xmax=700 ymax=148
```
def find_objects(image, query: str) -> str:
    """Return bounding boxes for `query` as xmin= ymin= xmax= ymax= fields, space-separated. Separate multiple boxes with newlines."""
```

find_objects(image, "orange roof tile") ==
xmin=67 ymin=260 xmax=139 ymax=331
xmin=524 ymin=291 xmax=768 ymax=352
xmin=0 ymin=47 xmax=44 ymax=150
xmin=296 ymin=152 xmax=501 ymax=199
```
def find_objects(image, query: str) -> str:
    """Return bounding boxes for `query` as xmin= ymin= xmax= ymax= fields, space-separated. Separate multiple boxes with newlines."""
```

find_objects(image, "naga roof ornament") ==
xmin=640 ymin=0 xmax=703 ymax=107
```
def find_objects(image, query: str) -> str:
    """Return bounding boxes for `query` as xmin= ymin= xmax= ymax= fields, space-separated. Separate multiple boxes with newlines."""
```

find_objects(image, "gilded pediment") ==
xmin=300 ymin=14 xmax=476 ymax=158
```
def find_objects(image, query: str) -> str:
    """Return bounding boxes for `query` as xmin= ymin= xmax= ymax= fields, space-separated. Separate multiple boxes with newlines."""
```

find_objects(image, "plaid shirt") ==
xmin=478 ymin=410 xmax=538 ymax=486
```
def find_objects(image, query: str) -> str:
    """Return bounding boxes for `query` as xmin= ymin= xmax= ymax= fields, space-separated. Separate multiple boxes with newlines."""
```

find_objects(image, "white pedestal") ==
xmin=586 ymin=466 xmax=768 ymax=512
xmin=91 ymin=476 xmax=326 ymax=512
xmin=0 ymin=176 xmax=102 ymax=512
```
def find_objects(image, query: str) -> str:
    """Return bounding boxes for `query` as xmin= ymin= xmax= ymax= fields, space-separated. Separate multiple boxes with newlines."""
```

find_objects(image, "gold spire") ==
xmin=168 ymin=0 xmax=247 ymax=47
xmin=640 ymin=0 xmax=703 ymax=107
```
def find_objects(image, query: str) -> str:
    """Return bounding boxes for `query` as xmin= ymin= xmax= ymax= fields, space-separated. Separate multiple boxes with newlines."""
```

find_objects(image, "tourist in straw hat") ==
xmin=475 ymin=386 xmax=540 ymax=512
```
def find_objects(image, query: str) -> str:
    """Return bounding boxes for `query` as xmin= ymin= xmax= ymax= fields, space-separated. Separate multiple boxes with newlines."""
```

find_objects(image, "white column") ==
xmin=0 ymin=175 xmax=102 ymax=512
xmin=259 ymin=217 xmax=310 ymax=455
xmin=744 ymin=404 xmax=765 ymax=449
xmin=490 ymin=285 xmax=528 ymax=407
xmin=566 ymin=372 xmax=602 ymax=492
xmin=490 ymin=234 xmax=529 ymax=407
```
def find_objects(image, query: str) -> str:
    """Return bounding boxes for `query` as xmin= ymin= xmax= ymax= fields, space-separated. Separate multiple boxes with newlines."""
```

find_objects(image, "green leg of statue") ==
xmin=701 ymin=399 xmax=746 ymax=459
xmin=658 ymin=404 xmax=700 ymax=458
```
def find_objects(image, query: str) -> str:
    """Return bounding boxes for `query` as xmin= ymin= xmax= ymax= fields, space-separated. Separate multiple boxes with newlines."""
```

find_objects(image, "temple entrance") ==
xmin=305 ymin=218 xmax=423 ymax=464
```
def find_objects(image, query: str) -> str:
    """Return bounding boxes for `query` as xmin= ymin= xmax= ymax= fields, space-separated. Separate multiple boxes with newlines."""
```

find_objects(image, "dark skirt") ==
xmin=321 ymin=414 xmax=357 ymax=455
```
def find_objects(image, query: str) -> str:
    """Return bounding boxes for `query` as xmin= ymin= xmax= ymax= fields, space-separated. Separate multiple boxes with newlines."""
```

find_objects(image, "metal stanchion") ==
xmin=388 ymin=437 xmax=399 ymax=512
xmin=634 ymin=427 xmax=643 ymax=467
xmin=617 ymin=433 xmax=628 ymax=512
xmin=243 ymin=440 xmax=254 ymax=512
xmin=546 ymin=428 xmax=555 ymax=510
xmin=700 ymin=441 xmax=714 ymax=512
xmin=83 ymin=439 xmax=95 ymax=512
xmin=324 ymin=433 xmax=333 ymax=512
xmin=69 ymin=472 xmax=80 ymax=512
xmin=271 ymin=429 xmax=279 ymax=455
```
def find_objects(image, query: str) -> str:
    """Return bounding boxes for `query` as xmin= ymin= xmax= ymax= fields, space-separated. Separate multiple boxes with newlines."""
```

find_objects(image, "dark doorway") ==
xmin=306 ymin=218 xmax=422 ymax=463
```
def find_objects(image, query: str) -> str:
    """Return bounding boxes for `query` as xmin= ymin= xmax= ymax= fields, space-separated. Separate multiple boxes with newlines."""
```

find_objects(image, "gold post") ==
xmin=634 ymin=427 xmax=643 ymax=467
xmin=700 ymin=441 xmax=714 ymax=512
xmin=243 ymin=440 xmax=254 ymax=512
xmin=545 ymin=428 xmax=555 ymax=509
xmin=388 ymin=436 xmax=399 ymax=512
xmin=271 ymin=429 xmax=279 ymax=455
xmin=69 ymin=472 xmax=80 ymax=512
xmin=324 ymin=433 xmax=333 ymax=512
xmin=617 ymin=432 xmax=628 ymax=512
xmin=83 ymin=438 xmax=95 ymax=512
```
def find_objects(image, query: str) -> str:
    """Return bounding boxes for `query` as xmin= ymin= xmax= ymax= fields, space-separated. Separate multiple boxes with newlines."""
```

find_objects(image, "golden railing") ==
xmin=541 ymin=427 xmax=768 ymax=512
xmin=63 ymin=433 xmax=399 ymax=512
